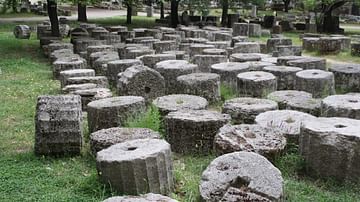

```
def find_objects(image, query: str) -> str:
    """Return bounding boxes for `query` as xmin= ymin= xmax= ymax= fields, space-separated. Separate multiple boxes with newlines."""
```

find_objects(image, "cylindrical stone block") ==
xmin=263 ymin=65 xmax=303 ymax=90
xmin=52 ymin=57 xmax=87 ymax=79
xmin=59 ymin=69 xmax=95 ymax=88
xmin=237 ymin=71 xmax=277 ymax=98
xmin=210 ymin=62 xmax=250 ymax=89
xmin=321 ymin=94 xmax=360 ymax=119
xmin=328 ymin=63 xmax=360 ymax=93
xmin=107 ymin=59 xmax=143 ymax=87
xmin=192 ymin=55 xmax=227 ymax=72
xmin=295 ymin=69 xmax=335 ymax=98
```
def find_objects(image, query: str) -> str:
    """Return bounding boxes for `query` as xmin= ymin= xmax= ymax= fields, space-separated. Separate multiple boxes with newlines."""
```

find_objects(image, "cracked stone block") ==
xmin=52 ymin=57 xmax=87 ymax=79
xmin=192 ymin=55 xmax=227 ymax=72
xmin=295 ymin=69 xmax=335 ymax=98
xmin=189 ymin=44 xmax=215 ymax=58
xmin=59 ymin=69 xmax=95 ymax=88
xmin=93 ymin=52 xmax=120 ymax=75
xmin=62 ymin=83 xmax=97 ymax=94
xmin=106 ymin=59 xmax=143 ymax=87
xmin=233 ymin=42 xmax=260 ymax=53
xmin=287 ymin=57 xmax=326 ymax=70
xmin=87 ymin=96 xmax=146 ymax=133
xmin=70 ymin=87 xmax=112 ymax=111
xmin=328 ymin=63 xmax=360 ymax=93
xmin=263 ymin=65 xmax=303 ymax=90
xmin=222 ymin=97 xmax=278 ymax=124
xmin=202 ymin=48 xmax=227 ymax=55
xmin=139 ymin=54 xmax=176 ymax=68
xmin=65 ymin=76 xmax=109 ymax=88
xmin=153 ymin=40 xmax=177 ymax=53
xmin=267 ymin=38 xmax=292 ymax=53
xmin=96 ymin=139 xmax=173 ymax=195
xmin=237 ymin=71 xmax=277 ymax=98
xmin=199 ymin=151 xmax=284 ymax=201
xmin=210 ymin=62 xmax=250 ymax=89
xmin=165 ymin=110 xmax=230 ymax=154
xmin=321 ymin=94 xmax=360 ymax=119
xmin=35 ymin=95 xmax=82 ymax=156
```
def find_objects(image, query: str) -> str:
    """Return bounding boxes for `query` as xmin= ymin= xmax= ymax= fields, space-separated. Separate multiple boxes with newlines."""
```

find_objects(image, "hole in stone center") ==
xmin=127 ymin=147 xmax=137 ymax=151
xmin=254 ymin=74 xmax=261 ymax=77
xmin=312 ymin=72 xmax=319 ymax=75
xmin=285 ymin=117 xmax=295 ymax=123
xmin=334 ymin=124 xmax=346 ymax=128
xmin=347 ymin=66 xmax=354 ymax=69
xmin=348 ymin=99 xmax=358 ymax=103
xmin=230 ymin=176 xmax=250 ymax=190
xmin=144 ymin=86 xmax=151 ymax=93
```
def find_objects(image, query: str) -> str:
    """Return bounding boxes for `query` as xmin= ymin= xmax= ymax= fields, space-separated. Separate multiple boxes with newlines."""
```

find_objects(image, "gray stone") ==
xmin=65 ymin=76 xmax=109 ymax=88
xmin=90 ymin=127 xmax=160 ymax=154
xmin=318 ymin=37 xmax=342 ymax=54
xmin=276 ymin=56 xmax=304 ymax=66
xmin=248 ymin=23 xmax=262 ymax=37
xmin=210 ymin=62 xmax=250 ymax=89
xmin=87 ymin=96 xmax=146 ymax=133
xmin=328 ymin=63 xmax=360 ymax=93
xmin=266 ymin=90 xmax=313 ymax=109
xmin=35 ymin=95 xmax=82 ymax=156
xmin=202 ymin=48 xmax=227 ymax=55
xmin=321 ymin=94 xmax=360 ymax=119
xmin=245 ymin=61 xmax=275 ymax=71
xmin=139 ymin=54 xmax=176 ymax=68
xmin=107 ymin=59 xmax=143 ymax=87
xmin=295 ymin=69 xmax=335 ymax=98
xmin=263 ymin=65 xmax=303 ymax=90
xmin=86 ymin=45 xmax=114 ymax=60
xmin=48 ymin=42 xmax=73 ymax=55
xmin=59 ymin=69 xmax=95 ymax=88
xmin=206 ymin=41 xmax=231 ymax=49
xmin=93 ymin=52 xmax=120 ymax=75
xmin=89 ymin=51 xmax=118 ymax=69
xmin=233 ymin=23 xmax=249 ymax=36
xmin=222 ymin=97 xmax=278 ymax=124
xmin=102 ymin=193 xmax=177 ymax=202
xmin=214 ymin=124 xmax=286 ymax=159
xmin=49 ymin=49 xmax=76 ymax=64
xmin=53 ymin=57 xmax=87 ymax=79
xmin=189 ymin=44 xmax=215 ymax=58
xmin=62 ymin=83 xmax=97 ymax=94
xmin=299 ymin=117 xmax=360 ymax=182
xmin=127 ymin=49 xmax=155 ymax=59
xmin=302 ymin=37 xmax=319 ymax=51
xmin=233 ymin=42 xmax=260 ymax=53
xmin=153 ymin=40 xmax=177 ymax=53
xmin=287 ymin=57 xmax=326 ymax=70
xmin=74 ymin=39 xmax=105 ymax=54
xmin=71 ymin=88 xmax=113 ymax=111
xmin=273 ymin=45 xmax=302 ymax=57
xmin=96 ymin=139 xmax=173 ymax=195
xmin=155 ymin=60 xmax=198 ymax=94
xmin=199 ymin=151 xmax=284 ymax=201
xmin=162 ymin=51 xmax=187 ymax=60
xmin=267 ymin=38 xmax=292 ymax=53
xmin=152 ymin=94 xmax=208 ymax=116
xmin=14 ymin=25 xmax=31 ymax=39
xmin=255 ymin=110 xmax=316 ymax=144
xmin=192 ymin=55 xmax=227 ymax=72
xmin=117 ymin=65 xmax=165 ymax=103
xmin=230 ymin=53 xmax=261 ymax=62
xmin=237 ymin=71 xmax=277 ymax=98
xmin=176 ymin=73 xmax=221 ymax=103
xmin=165 ymin=110 xmax=230 ymax=154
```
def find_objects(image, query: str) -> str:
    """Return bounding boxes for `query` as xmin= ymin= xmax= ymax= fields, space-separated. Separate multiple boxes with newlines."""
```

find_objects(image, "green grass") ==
xmin=220 ymin=83 xmax=237 ymax=101
xmin=0 ymin=12 xmax=39 ymax=18
xmin=2 ymin=24 xmax=360 ymax=202
xmin=304 ymin=50 xmax=360 ymax=64
xmin=124 ymin=105 xmax=163 ymax=134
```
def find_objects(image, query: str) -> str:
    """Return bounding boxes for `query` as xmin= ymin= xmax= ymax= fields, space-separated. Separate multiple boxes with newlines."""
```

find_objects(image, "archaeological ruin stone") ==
xmin=295 ymin=69 xmax=335 ymax=98
xmin=199 ymin=151 xmax=284 ymax=201
xmin=117 ymin=65 xmax=165 ymax=103
xmin=233 ymin=42 xmax=260 ymax=53
xmin=165 ymin=110 xmax=230 ymax=154
xmin=74 ymin=38 xmax=105 ymax=54
xmin=263 ymin=65 xmax=303 ymax=90
xmin=176 ymin=73 xmax=221 ymax=103
xmin=267 ymin=38 xmax=292 ymax=53
xmin=47 ymin=42 xmax=73 ymax=55
xmin=321 ymin=94 xmax=360 ymax=119
xmin=90 ymin=127 xmax=160 ymax=154
xmin=318 ymin=37 xmax=342 ymax=54
xmin=96 ymin=139 xmax=173 ymax=195
xmin=222 ymin=97 xmax=278 ymax=124
xmin=153 ymin=40 xmax=177 ymax=53
xmin=52 ymin=57 xmax=87 ymax=79
xmin=106 ymin=59 xmax=143 ymax=86
xmin=302 ymin=37 xmax=319 ymax=51
xmin=328 ymin=63 xmax=360 ymax=93
xmin=65 ymin=76 xmax=109 ymax=88
xmin=192 ymin=55 xmax=227 ymax=72
xmin=214 ymin=124 xmax=286 ymax=159
xmin=163 ymin=50 xmax=187 ymax=60
xmin=89 ymin=51 xmax=118 ymax=69
xmin=286 ymin=96 xmax=321 ymax=116
xmin=245 ymin=61 xmax=275 ymax=71
xmin=273 ymin=45 xmax=302 ymax=57
xmin=210 ymin=62 xmax=250 ymax=89
xmin=59 ymin=69 xmax=95 ymax=88
xmin=35 ymin=95 xmax=82 ymax=156
xmin=14 ymin=25 xmax=31 ymax=39
xmin=266 ymin=90 xmax=313 ymax=109
xmin=299 ymin=117 xmax=360 ymax=182
xmin=230 ymin=53 xmax=261 ymax=62
xmin=189 ymin=44 xmax=215 ymax=58
xmin=93 ymin=52 xmax=120 ymax=75
xmin=86 ymin=45 xmax=114 ymax=60
xmin=276 ymin=56 xmax=304 ymax=66
xmin=351 ymin=42 xmax=360 ymax=56
xmin=102 ymin=194 xmax=177 ymax=202
xmin=71 ymin=88 xmax=113 ymax=111
xmin=233 ymin=23 xmax=250 ymax=36
xmin=255 ymin=110 xmax=316 ymax=144
xmin=287 ymin=57 xmax=326 ymax=70
xmin=206 ymin=41 xmax=231 ymax=49
xmin=139 ymin=54 xmax=176 ymax=68
xmin=49 ymin=49 xmax=75 ymax=63
xmin=202 ymin=48 xmax=227 ymax=55
xmin=154 ymin=60 xmax=198 ymax=94
xmin=62 ymin=83 xmax=98 ymax=94
xmin=87 ymin=96 xmax=146 ymax=133
xmin=127 ymin=48 xmax=155 ymax=59
xmin=237 ymin=71 xmax=277 ymax=98
xmin=152 ymin=94 xmax=208 ymax=116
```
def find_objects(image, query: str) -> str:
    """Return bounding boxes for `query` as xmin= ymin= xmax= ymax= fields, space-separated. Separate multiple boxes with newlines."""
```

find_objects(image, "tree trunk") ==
xmin=221 ymin=0 xmax=228 ymax=27
xmin=321 ymin=0 xmax=346 ymax=33
xmin=160 ymin=1 xmax=164 ymax=19
xmin=78 ymin=3 xmax=87 ymax=22
xmin=126 ymin=4 xmax=132 ymax=24
xmin=283 ymin=0 xmax=290 ymax=12
xmin=47 ymin=0 xmax=60 ymax=37
xmin=12 ymin=0 xmax=17 ymax=13
xmin=170 ymin=0 xmax=179 ymax=28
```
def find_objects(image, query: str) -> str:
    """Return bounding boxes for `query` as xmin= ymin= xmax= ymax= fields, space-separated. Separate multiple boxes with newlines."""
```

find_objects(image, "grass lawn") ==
xmin=1 ymin=21 xmax=360 ymax=201
xmin=0 ymin=12 xmax=40 ymax=18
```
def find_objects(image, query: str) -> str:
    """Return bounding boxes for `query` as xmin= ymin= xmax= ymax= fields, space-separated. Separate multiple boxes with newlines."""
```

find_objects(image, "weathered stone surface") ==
xmin=153 ymin=40 xmax=177 ymax=53
xmin=245 ymin=61 xmax=275 ymax=71
xmin=165 ymin=110 xmax=230 ymax=154
xmin=106 ymin=59 xmax=143 ymax=87
xmin=189 ymin=44 xmax=215 ymax=58
xmin=49 ymin=49 xmax=76 ymax=64
xmin=127 ymin=48 xmax=155 ymax=59
xmin=318 ymin=37 xmax=342 ymax=54
xmin=248 ymin=23 xmax=262 ymax=37
xmin=230 ymin=53 xmax=261 ymax=62
xmin=89 ymin=51 xmax=118 ymax=69
xmin=273 ymin=45 xmax=302 ymax=57
xmin=155 ymin=60 xmax=198 ymax=94
xmin=71 ymin=88 xmax=113 ymax=111
xmin=214 ymin=124 xmax=286 ymax=159
xmin=96 ymin=139 xmax=173 ymax=195
xmin=90 ymin=127 xmax=160 ymax=154
xmin=233 ymin=23 xmax=249 ymax=36
xmin=86 ymin=45 xmax=114 ymax=60
xmin=321 ymin=94 xmax=360 ymax=119
xmin=255 ymin=110 xmax=316 ymax=144
xmin=53 ymin=57 xmax=87 ymax=79
xmin=199 ymin=151 xmax=283 ymax=202
xmin=87 ymin=96 xmax=146 ymax=132
xmin=263 ymin=65 xmax=303 ymax=90
xmin=48 ymin=42 xmax=73 ymax=55
xmin=162 ymin=50 xmax=187 ymax=60
xmin=176 ymin=73 xmax=221 ymax=103
xmin=202 ymin=48 xmax=227 ymax=55
xmin=328 ymin=63 xmax=360 ymax=93
xmin=210 ymin=62 xmax=250 ymax=89
xmin=233 ymin=42 xmax=260 ymax=53
xmin=351 ymin=42 xmax=360 ymax=56
xmin=74 ymin=39 xmax=105 ymax=54
xmin=14 ymin=25 xmax=31 ymax=39
xmin=295 ymin=69 xmax=335 ymax=98
xmin=237 ymin=71 xmax=277 ymax=98
xmin=117 ymin=65 xmax=165 ymax=103
xmin=267 ymin=38 xmax=292 ymax=53
xmin=192 ymin=55 xmax=227 ymax=72
xmin=299 ymin=117 xmax=360 ymax=182
xmin=59 ymin=69 xmax=95 ymax=88
xmin=65 ymin=76 xmax=109 ymax=88
xmin=267 ymin=90 xmax=313 ymax=109
xmin=276 ymin=56 xmax=304 ymax=66
xmin=206 ymin=41 xmax=231 ymax=49
xmin=35 ymin=95 xmax=82 ymax=156
xmin=302 ymin=37 xmax=319 ymax=51
xmin=287 ymin=57 xmax=326 ymax=70
xmin=286 ymin=96 xmax=321 ymax=116
xmin=62 ymin=83 xmax=97 ymax=94
xmin=139 ymin=54 xmax=176 ymax=68
xmin=102 ymin=194 xmax=178 ymax=202
xmin=222 ymin=97 xmax=278 ymax=124
xmin=153 ymin=94 xmax=208 ymax=116
xmin=93 ymin=52 xmax=120 ymax=75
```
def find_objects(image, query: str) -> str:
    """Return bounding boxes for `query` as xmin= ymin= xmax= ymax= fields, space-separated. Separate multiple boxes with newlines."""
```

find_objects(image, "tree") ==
xmin=123 ymin=0 xmax=141 ymax=24
xmin=47 ymin=0 xmax=60 ymax=37
xmin=77 ymin=1 xmax=87 ymax=22
xmin=283 ymin=0 xmax=291 ymax=12
xmin=221 ymin=0 xmax=229 ymax=26
xmin=170 ymin=0 xmax=180 ymax=27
